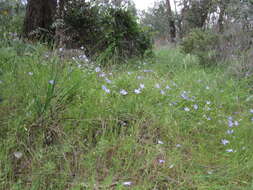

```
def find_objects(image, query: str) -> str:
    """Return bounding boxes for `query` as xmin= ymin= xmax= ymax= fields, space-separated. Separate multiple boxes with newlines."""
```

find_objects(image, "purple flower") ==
xmin=221 ymin=139 xmax=230 ymax=145
xmin=160 ymin=90 xmax=165 ymax=95
xmin=193 ymin=104 xmax=198 ymax=110
xmin=227 ymin=129 xmax=234 ymax=135
xmin=120 ymin=89 xmax=128 ymax=95
xmin=158 ymin=159 xmax=165 ymax=164
xmin=102 ymin=85 xmax=110 ymax=94
xmin=49 ymin=80 xmax=55 ymax=85
xmin=184 ymin=107 xmax=190 ymax=112
xmin=122 ymin=181 xmax=132 ymax=186
xmin=95 ymin=67 xmax=101 ymax=73
xmin=140 ymin=83 xmax=145 ymax=89
xmin=226 ymin=149 xmax=234 ymax=153
xmin=134 ymin=88 xmax=141 ymax=94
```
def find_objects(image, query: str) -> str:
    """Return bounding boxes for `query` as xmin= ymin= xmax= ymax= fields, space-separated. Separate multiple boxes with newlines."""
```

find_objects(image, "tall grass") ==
xmin=0 ymin=40 xmax=253 ymax=189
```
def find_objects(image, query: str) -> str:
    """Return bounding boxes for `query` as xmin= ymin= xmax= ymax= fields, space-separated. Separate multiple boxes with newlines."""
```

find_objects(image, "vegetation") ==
xmin=0 ymin=0 xmax=253 ymax=189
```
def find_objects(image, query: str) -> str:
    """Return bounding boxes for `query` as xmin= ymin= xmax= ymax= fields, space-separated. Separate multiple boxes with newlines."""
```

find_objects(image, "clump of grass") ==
xmin=0 ymin=41 xmax=253 ymax=189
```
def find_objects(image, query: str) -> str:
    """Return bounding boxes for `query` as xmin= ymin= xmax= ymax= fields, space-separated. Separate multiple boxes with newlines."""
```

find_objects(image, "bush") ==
xmin=180 ymin=29 xmax=219 ymax=66
xmin=62 ymin=1 xmax=152 ymax=63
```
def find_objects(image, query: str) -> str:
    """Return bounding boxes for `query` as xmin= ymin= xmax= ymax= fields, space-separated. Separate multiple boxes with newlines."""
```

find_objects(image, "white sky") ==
xmin=133 ymin=0 xmax=156 ymax=11
xmin=133 ymin=0 xmax=177 ymax=11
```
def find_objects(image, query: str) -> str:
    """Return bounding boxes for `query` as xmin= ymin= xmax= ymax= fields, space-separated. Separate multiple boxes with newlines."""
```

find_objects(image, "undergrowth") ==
xmin=0 ymin=41 xmax=253 ymax=190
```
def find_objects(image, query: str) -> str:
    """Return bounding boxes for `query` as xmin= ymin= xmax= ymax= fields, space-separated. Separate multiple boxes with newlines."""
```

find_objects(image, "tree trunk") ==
xmin=23 ymin=0 xmax=57 ymax=40
xmin=166 ymin=0 xmax=176 ymax=43
xmin=217 ymin=0 xmax=229 ymax=33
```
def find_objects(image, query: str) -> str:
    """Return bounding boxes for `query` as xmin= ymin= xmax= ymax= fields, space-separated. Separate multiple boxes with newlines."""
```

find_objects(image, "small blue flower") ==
xmin=184 ymin=107 xmax=190 ymax=112
xmin=95 ymin=67 xmax=101 ymax=73
xmin=102 ymin=85 xmax=110 ymax=94
xmin=221 ymin=139 xmax=229 ymax=145
xmin=120 ymin=89 xmax=128 ymax=95
xmin=49 ymin=80 xmax=55 ymax=85
xmin=134 ymin=88 xmax=141 ymax=94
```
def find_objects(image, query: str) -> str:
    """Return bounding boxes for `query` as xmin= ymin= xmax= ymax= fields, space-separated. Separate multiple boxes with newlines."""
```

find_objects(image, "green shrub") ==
xmin=180 ymin=29 xmax=219 ymax=66
xmin=62 ymin=1 xmax=152 ymax=64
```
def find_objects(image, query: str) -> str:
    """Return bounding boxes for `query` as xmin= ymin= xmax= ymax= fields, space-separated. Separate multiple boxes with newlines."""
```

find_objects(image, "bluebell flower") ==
xmin=120 ymin=89 xmax=128 ymax=95
xmin=49 ymin=80 xmax=55 ymax=85
xmin=221 ymin=139 xmax=229 ymax=145
xmin=102 ymin=85 xmax=110 ymax=94
xmin=134 ymin=88 xmax=141 ymax=94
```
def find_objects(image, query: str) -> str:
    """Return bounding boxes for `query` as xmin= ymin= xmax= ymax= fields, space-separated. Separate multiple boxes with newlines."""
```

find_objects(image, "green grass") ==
xmin=0 ymin=40 xmax=253 ymax=190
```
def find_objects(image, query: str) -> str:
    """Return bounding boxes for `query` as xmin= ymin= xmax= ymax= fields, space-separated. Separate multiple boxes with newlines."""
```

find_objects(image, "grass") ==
xmin=0 ymin=40 xmax=253 ymax=190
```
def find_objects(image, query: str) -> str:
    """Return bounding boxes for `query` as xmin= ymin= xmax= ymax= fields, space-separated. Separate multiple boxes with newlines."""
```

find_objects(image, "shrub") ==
xmin=180 ymin=29 xmax=219 ymax=66
xmin=62 ymin=1 xmax=152 ymax=63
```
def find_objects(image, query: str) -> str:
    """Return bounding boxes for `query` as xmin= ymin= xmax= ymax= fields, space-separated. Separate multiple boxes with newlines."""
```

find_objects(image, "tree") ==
xmin=23 ymin=0 xmax=57 ymax=40
xmin=165 ymin=0 xmax=176 ymax=42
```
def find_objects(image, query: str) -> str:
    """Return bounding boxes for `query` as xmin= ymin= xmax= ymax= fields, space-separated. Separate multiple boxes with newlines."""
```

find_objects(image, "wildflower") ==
xmin=221 ymin=139 xmax=230 ymax=145
xmin=193 ymin=104 xmax=198 ymax=110
xmin=184 ymin=107 xmax=190 ymax=112
xmin=143 ymin=69 xmax=153 ymax=72
xmin=122 ymin=181 xmax=132 ymax=186
xmin=140 ymin=83 xmax=145 ymax=89
xmin=95 ymin=67 xmax=101 ymax=73
xmin=155 ymin=83 xmax=161 ymax=88
xmin=234 ymin=121 xmax=239 ymax=126
xmin=169 ymin=164 xmax=174 ymax=169
xmin=176 ymin=144 xmax=181 ymax=148
xmin=228 ymin=120 xmax=234 ymax=128
xmin=226 ymin=149 xmax=234 ymax=153
xmin=166 ymin=85 xmax=171 ymax=90
xmin=160 ymin=90 xmax=165 ymax=95
xmin=158 ymin=140 xmax=164 ymax=144
xmin=80 ymin=46 xmax=84 ymax=50
xmin=28 ymin=72 xmax=33 ymax=76
xmin=250 ymin=109 xmax=253 ymax=114
xmin=120 ymin=89 xmax=128 ymax=95
xmin=127 ymin=72 xmax=132 ymax=75
xmin=49 ymin=80 xmax=55 ymax=85
xmin=227 ymin=129 xmax=234 ymax=135
xmin=181 ymin=91 xmax=190 ymax=100
xmin=13 ymin=151 xmax=23 ymax=159
xmin=99 ymin=73 xmax=106 ymax=78
xmin=207 ymin=170 xmax=213 ymax=175
xmin=134 ymin=88 xmax=141 ymax=94
xmin=158 ymin=159 xmax=165 ymax=164
xmin=59 ymin=47 xmax=64 ymax=52
xmin=206 ymin=86 xmax=210 ymax=90
xmin=137 ymin=76 xmax=143 ymax=80
xmin=206 ymin=101 xmax=211 ymax=105
xmin=105 ymin=78 xmax=112 ymax=84
xmin=102 ymin=85 xmax=110 ymax=94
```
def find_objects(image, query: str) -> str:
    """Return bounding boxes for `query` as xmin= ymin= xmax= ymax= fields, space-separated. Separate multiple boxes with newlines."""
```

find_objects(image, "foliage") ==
xmin=180 ymin=29 xmax=219 ymax=66
xmin=62 ymin=1 xmax=152 ymax=63
xmin=1 ymin=40 xmax=253 ymax=189
xmin=140 ymin=1 xmax=170 ymax=39
xmin=0 ymin=0 xmax=25 ymax=38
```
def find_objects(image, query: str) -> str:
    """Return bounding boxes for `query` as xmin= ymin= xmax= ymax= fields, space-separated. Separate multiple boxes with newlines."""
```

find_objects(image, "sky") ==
xmin=133 ymin=0 xmax=155 ymax=11
xmin=133 ymin=0 xmax=177 ymax=12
